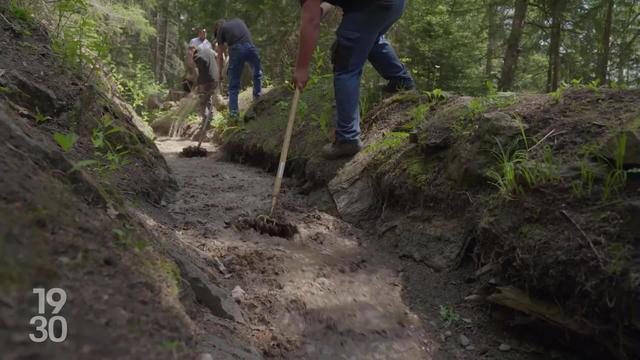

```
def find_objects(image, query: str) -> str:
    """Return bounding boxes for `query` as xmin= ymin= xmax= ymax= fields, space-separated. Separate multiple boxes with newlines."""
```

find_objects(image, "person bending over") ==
xmin=214 ymin=18 xmax=263 ymax=121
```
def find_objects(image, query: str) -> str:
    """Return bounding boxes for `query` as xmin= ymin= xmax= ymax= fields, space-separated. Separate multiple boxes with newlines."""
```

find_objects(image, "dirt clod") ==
xmin=236 ymin=216 xmax=298 ymax=239
xmin=181 ymin=145 xmax=208 ymax=157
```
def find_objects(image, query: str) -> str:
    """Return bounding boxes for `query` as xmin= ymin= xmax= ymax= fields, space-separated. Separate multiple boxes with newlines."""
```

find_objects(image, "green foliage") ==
xmin=53 ymin=131 xmax=78 ymax=152
xmin=425 ymin=88 xmax=445 ymax=102
xmin=486 ymin=139 xmax=526 ymax=197
xmin=69 ymin=159 xmax=99 ymax=173
xmin=439 ymin=305 xmax=460 ymax=327
xmin=34 ymin=108 xmax=48 ymax=123
xmin=311 ymin=104 xmax=333 ymax=141
xmin=116 ymin=63 xmax=165 ymax=111
xmin=113 ymin=226 xmax=148 ymax=251
xmin=601 ymin=133 xmax=628 ymax=201
xmin=92 ymin=114 xmax=131 ymax=171
xmin=572 ymin=160 xmax=595 ymax=198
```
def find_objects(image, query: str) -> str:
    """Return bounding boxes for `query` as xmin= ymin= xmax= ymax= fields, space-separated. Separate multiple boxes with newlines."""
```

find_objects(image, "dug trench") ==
xmin=2 ymin=6 xmax=639 ymax=359
xmin=215 ymin=80 xmax=640 ymax=359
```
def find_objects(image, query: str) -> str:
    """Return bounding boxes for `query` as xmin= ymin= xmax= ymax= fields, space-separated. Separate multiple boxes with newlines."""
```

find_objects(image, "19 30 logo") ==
xmin=29 ymin=288 xmax=68 ymax=343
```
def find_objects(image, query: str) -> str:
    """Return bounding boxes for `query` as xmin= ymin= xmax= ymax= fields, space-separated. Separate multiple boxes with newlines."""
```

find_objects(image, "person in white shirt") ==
xmin=189 ymin=29 xmax=212 ymax=50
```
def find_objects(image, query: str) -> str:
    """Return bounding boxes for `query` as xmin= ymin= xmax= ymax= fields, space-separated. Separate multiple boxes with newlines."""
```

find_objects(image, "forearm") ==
xmin=296 ymin=1 xmax=322 ymax=73
xmin=216 ymin=44 xmax=225 ymax=78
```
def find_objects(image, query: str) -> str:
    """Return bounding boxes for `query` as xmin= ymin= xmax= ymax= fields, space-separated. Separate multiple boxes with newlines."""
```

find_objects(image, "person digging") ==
xmin=181 ymin=45 xmax=218 ymax=157
xmin=294 ymin=0 xmax=415 ymax=160
xmin=214 ymin=18 xmax=263 ymax=123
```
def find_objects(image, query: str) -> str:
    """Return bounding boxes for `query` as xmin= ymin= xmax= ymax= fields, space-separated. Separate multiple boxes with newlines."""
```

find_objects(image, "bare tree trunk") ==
xmin=546 ymin=0 xmax=566 ymax=92
xmin=485 ymin=0 xmax=499 ymax=78
xmin=498 ymin=0 xmax=529 ymax=91
xmin=154 ymin=11 xmax=162 ymax=79
xmin=597 ymin=0 xmax=615 ymax=85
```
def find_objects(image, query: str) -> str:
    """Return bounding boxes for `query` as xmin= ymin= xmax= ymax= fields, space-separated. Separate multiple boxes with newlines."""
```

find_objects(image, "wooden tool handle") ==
xmin=270 ymin=89 xmax=301 ymax=216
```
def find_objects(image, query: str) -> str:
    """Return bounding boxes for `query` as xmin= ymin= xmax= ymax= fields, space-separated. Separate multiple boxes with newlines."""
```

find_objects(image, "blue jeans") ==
xmin=228 ymin=43 xmax=263 ymax=115
xmin=333 ymin=0 xmax=413 ymax=143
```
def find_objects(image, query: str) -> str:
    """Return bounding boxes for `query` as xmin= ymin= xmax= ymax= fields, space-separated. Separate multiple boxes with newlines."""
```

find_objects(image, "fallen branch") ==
xmin=0 ymin=12 xmax=17 ymax=29
xmin=561 ymin=210 xmax=605 ymax=267
xmin=487 ymin=286 xmax=594 ymax=336
xmin=528 ymin=129 xmax=567 ymax=152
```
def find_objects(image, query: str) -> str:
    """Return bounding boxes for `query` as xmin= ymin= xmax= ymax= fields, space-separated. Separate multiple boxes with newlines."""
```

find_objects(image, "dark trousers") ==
xmin=332 ymin=0 xmax=413 ymax=142
xmin=227 ymin=43 xmax=263 ymax=115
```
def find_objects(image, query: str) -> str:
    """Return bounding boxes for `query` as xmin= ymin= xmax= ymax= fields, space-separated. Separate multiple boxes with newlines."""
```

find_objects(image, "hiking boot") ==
xmin=382 ymin=79 xmax=416 ymax=94
xmin=321 ymin=140 xmax=363 ymax=160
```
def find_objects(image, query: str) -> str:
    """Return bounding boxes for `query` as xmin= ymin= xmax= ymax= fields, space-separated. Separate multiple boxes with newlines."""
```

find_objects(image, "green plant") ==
xmin=113 ymin=227 xmax=148 ymax=251
xmin=8 ymin=1 xmax=32 ymax=24
xmin=425 ymin=88 xmax=445 ymax=102
xmin=439 ymin=305 xmax=460 ymax=327
xmin=601 ymin=132 xmax=628 ymax=201
xmin=549 ymin=85 xmax=565 ymax=103
xmin=69 ymin=159 xmax=99 ymax=173
xmin=572 ymin=160 xmax=595 ymax=198
xmin=486 ymin=138 xmax=526 ymax=197
xmin=586 ymin=79 xmax=601 ymax=92
xmin=91 ymin=114 xmax=131 ymax=171
xmin=312 ymin=104 xmax=333 ymax=141
xmin=485 ymin=80 xmax=498 ymax=97
xmin=34 ymin=108 xmax=48 ymax=123
xmin=53 ymin=131 xmax=78 ymax=152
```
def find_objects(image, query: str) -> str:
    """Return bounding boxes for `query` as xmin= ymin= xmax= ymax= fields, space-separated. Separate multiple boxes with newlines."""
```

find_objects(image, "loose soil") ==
xmin=151 ymin=138 xmax=565 ymax=359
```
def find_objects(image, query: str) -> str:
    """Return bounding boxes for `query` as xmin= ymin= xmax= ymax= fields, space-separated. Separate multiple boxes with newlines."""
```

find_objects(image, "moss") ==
xmin=404 ymin=154 xmax=435 ymax=191
xmin=366 ymin=132 xmax=409 ymax=154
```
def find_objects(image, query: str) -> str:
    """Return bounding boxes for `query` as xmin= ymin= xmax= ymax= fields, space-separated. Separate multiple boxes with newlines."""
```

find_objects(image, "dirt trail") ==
xmin=154 ymin=138 xmax=436 ymax=359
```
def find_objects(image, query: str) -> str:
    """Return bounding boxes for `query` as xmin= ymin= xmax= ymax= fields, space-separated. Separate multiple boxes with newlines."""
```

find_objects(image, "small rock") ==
xmin=444 ymin=331 xmax=452 ymax=338
xmin=499 ymin=343 xmax=511 ymax=352
xmin=231 ymin=286 xmax=246 ymax=303
xmin=466 ymin=345 xmax=476 ymax=351
xmin=458 ymin=334 xmax=471 ymax=347
xmin=197 ymin=354 xmax=214 ymax=360
xmin=464 ymin=294 xmax=482 ymax=302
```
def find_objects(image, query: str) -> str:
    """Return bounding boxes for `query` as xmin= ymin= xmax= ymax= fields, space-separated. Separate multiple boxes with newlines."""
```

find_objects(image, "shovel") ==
xmin=181 ymin=93 xmax=212 ymax=158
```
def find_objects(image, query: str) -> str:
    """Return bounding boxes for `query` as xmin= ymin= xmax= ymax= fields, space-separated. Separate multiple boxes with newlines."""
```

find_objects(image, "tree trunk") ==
xmin=546 ymin=0 xmax=566 ymax=92
xmin=485 ymin=0 xmax=499 ymax=78
xmin=154 ymin=11 xmax=162 ymax=79
xmin=498 ymin=0 xmax=529 ymax=91
xmin=597 ymin=0 xmax=614 ymax=85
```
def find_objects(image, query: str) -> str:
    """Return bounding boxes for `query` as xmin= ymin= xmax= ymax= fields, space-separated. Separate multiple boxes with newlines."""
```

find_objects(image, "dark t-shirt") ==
xmin=299 ymin=0 xmax=380 ymax=12
xmin=217 ymin=18 xmax=252 ymax=47
xmin=194 ymin=48 xmax=216 ymax=85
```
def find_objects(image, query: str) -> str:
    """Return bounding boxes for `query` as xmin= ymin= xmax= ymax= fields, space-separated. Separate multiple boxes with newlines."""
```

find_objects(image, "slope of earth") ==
xmin=0 ymin=7 xmax=256 ymax=359
xmin=218 ymin=79 xmax=640 ymax=358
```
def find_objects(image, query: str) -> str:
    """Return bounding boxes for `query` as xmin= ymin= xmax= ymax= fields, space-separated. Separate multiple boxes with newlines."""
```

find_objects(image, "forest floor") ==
xmin=151 ymin=138 xmax=555 ymax=360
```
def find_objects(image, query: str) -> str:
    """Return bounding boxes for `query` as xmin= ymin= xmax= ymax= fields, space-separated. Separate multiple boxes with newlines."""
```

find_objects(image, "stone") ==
xmin=600 ymin=129 xmax=640 ymax=166
xmin=231 ymin=286 xmax=246 ymax=303
xmin=459 ymin=334 xmax=471 ymax=347
xmin=499 ymin=343 xmax=511 ymax=352
xmin=328 ymin=157 xmax=377 ymax=223
xmin=384 ymin=215 xmax=469 ymax=271
xmin=197 ymin=354 xmax=214 ymax=360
